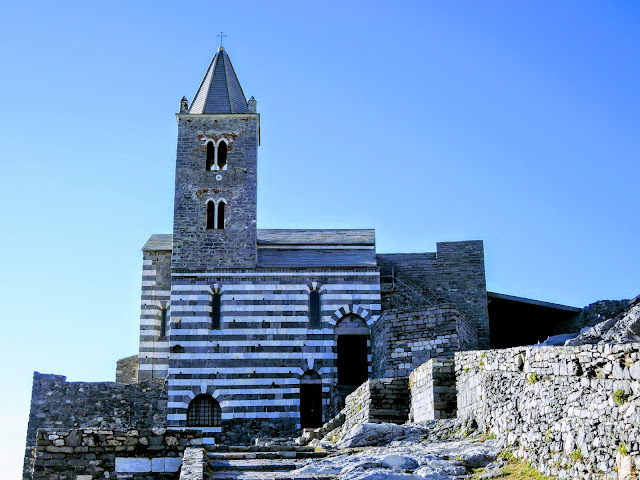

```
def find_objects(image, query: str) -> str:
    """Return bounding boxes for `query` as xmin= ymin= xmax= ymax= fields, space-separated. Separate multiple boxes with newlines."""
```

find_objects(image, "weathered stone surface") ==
xmin=115 ymin=457 xmax=151 ymax=473
xmin=566 ymin=296 xmax=640 ymax=345
xmin=456 ymin=343 xmax=640 ymax=478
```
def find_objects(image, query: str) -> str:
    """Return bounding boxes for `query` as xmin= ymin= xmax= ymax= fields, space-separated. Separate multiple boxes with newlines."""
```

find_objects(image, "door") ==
xmin=300 ymin=384 xmax=323 ymax=428
xmin=337 ymin=335 xmax=368 ymax=386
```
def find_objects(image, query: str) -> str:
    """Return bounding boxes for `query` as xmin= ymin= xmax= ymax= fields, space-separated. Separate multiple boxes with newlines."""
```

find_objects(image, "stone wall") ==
xmin=456 ymin=344 xmax=640 ymax=479
xmin=377 ymin=240 xmax=490 ymax=348
xmin=116 ymin=354 xmax=139 ymax=383
xmin=372 ymin=305 xmax=477 ymax=379
xmin=409 ymin=358 xmax=456 ymax=422
xmin=138 ymin=242 xmax=172 ymax=381
xmin=30 ymin=428 xmax=200 ymax=479
xmin=24 ymin=373 xmax=167 ymax=479
xmin=342 ymin=378 xmax=410 ymax=431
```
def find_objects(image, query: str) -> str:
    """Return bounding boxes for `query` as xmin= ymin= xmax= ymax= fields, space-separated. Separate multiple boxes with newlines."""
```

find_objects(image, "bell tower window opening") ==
xmin=206 ymin=141 xmax=215 ymax=171
xmin=216 ymin=201 xmax=225 ymax=230
xmin=211 ymin=291 xmax=221 ymax=330
xmin=206 ymin=201 xmax=216 ymax=229
xmin=217 ymin=140 xmax=228 ymax=170
xmin=309 ymin=290 xmax=321 ymax=329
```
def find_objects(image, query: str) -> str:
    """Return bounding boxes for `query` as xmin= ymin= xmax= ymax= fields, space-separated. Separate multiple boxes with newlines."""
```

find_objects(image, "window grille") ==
xmin=186 ymin=395 xmax=221 ymax=427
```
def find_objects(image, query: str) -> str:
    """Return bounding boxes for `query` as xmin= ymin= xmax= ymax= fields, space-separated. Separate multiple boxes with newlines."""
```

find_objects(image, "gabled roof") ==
xmin=189 ymin=46 xmax=248 ymax=114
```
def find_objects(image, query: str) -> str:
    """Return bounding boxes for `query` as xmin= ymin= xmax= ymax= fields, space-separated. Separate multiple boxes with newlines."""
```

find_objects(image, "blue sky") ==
xmin=1 ymin=1 xmax=639 ymax=476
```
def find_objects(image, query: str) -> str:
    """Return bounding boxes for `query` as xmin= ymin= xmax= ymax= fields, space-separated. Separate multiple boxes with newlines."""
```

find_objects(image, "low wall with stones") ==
xmin=372 ymin=305 xmax=478 ymax=379
xmin=409 ymin=358 xmax=456 ymax=422
xmin=342 ymin=378 xmax=410 ymax=431
xmin=456 ymin=343 xmax=640 ymax=479
xmin=116 ymin=354 xmax=139 ymax=383
xmin=24 ymin=372 xmax=167 ymax=479
xmin=30 ymin=428 xmax=201 ymax=480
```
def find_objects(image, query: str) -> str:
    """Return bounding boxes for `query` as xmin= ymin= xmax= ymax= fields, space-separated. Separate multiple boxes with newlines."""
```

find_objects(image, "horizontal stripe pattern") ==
xmin=164 ymin=269 xmax=381 ymax=429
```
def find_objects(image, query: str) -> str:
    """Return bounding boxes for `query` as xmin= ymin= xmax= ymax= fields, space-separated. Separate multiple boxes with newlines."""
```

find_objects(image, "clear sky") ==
xmin=1 ymin=1 xmax=639 ymax=477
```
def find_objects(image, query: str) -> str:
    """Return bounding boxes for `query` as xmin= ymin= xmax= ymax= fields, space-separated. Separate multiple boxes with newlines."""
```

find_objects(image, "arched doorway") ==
xmin=334 ymin=314 xmax=369 ymax=386
xmin=300 ymin=370 xmax=323 ymax=428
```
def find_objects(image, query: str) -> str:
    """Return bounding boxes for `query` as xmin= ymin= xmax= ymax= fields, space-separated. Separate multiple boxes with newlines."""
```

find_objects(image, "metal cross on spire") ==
xmin=217 ymin=32 xmax=227 ymax=46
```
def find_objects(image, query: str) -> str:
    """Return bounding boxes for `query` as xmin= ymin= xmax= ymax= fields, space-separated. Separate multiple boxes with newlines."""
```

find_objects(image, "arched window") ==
xmin=206 ymin=201 xmax=215 ymax=230
xmin=217 ymin=141 xmax=228 ymax=169
xmin=159 ymin=306 xmax=168 ymax=339
xmin=309 ymin=290 xmax=321 ymax=329
xmin=211 ymin=292 xmax=221 ymax=329
xmin=216 ymin=201 xmax=225 ymax=230
xmin=206 ymin=141 xmax=215 ymax=171
xmin=186 ymin=394 xmax=221 ymax=427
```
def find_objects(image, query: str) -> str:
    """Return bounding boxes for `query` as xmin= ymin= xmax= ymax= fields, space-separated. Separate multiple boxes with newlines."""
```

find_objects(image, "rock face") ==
xmin=566 ymin=296 xmax=640 ymax=345
xmin=294 ymin=420 xmax=503 ymax=480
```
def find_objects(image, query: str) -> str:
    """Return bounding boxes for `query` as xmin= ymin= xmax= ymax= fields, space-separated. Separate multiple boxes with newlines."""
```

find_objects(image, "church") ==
xmin=24 ymin=45 xmax=583 ymax=473
xmin=133 ymin=46 xmax=577 ymax=444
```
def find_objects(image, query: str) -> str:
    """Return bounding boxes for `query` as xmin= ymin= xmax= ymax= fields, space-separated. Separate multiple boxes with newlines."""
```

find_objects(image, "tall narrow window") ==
xmin=160 ymin=306 xmax=168 ymax=339
xmin=206 ymin=201 xmax=215 ymax=229
xmin=309 ymin=290 xmax=321 ymax=329
xmin=206 ymin=142 xmax=215 ymax=171
xmin=217 ymin=141 xmax=227 ymax=169
xmin=187 ymin=394 xmax=221 ymax=427
xmin=211 ymin=292 xmax=221 ymax=329
xmin=216 ymin=202 xmax=225 ymax=230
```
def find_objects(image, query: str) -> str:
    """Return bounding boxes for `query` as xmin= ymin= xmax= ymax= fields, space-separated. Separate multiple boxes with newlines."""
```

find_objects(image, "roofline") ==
xmin=487 ymin=291 xmax=581 ymax=312
xmin=177 ymin=113 xmax=259 ymax=120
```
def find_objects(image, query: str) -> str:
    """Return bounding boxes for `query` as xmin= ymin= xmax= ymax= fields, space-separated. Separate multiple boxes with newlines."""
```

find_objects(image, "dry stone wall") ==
xmin=342 ymin=378 xmax=410 ymax=432
xmin=409 ymin=358 xmax=456 ymax=422
xmin=456 ymin=344 xmax=640 ymax=479
xmin=24 ymin=373 xmax=167 ymax=479
xmin=30 ymin=428 xmax=201 ymax=480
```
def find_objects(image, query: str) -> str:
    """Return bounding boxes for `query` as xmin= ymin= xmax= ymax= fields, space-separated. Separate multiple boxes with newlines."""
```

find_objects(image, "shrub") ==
xmin=527 ymin=373 xmax=539 ymax=384
xmin=619 ymin=443 xmax=629 ymax=456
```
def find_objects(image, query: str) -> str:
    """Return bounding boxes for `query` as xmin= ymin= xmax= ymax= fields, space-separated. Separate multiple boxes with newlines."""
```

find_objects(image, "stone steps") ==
xmin=208 ymin=459 xmax=301 ymax=471
xmin=209 ymin=472 xmax=336 ymax=480
xmin=205 ymin=445 xmax=335 ymax=480
xmin=207 ymin=451 xmax=328 ymax=460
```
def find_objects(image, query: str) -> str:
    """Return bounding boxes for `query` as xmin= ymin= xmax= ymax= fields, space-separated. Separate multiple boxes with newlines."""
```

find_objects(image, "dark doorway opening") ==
xmin=337 ymin=335 xmax=368 ymax=386
xmin=300 ymin=384 xmax=322 ymax=428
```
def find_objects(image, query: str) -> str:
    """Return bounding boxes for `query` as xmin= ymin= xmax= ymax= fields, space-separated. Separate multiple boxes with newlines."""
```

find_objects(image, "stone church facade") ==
xmin=134 ymin=46 xmax=489 ymax=444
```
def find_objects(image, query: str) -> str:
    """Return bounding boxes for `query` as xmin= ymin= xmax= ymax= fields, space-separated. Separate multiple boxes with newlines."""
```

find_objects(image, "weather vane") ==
xmin=217 ymin=32 xmax=227 ymax=46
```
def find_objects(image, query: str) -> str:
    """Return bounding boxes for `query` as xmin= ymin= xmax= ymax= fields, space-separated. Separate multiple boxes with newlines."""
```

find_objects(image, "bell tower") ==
xmin=172 ymin=46 xmax=259 ymax=270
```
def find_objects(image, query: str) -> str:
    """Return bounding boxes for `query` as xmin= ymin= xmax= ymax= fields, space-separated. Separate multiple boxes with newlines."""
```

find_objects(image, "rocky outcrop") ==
xmin=566 ymin=295 xmax=640 ymax=345
xmin=293 ymin=420 xmax=504 ymax=480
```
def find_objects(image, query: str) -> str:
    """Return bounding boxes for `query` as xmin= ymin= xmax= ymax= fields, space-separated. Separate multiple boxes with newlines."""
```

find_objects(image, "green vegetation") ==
xmin=472 ymin=452 xmax=554 ymax=480
xmin=618 ymin=443 xmax=629 ymax=456
xmin=527 ymin=373 xmax=539 ymax=384
xmin=613 ymin=389 xmax=628 ymax=406
xmin=570 ymin=449 xmax=584 ymax=463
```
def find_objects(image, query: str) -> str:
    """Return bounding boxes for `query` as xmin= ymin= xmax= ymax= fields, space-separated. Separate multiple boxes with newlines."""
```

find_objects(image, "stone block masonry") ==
xmin=377 ymin=240 xmax=490 ymax=349
xmin=342 ymin=378 xmax=410 ymax=432
xmin=372 ymin=305 xmax=477 ymax=379
xmin=456 ymin=343 xmax=640 ymax=479
xmin=116 ymin=354 xmax=139 ymax=383
xmin=24 ymin=373 xmax=167 ymax=479
xmin=409 ymin=358 xmax=456 ymax=422
xmin=30 ymin=428 xmax=201 ymax=479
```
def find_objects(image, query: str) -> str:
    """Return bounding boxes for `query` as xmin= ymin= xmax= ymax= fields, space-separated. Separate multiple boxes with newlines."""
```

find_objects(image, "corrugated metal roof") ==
xmin=189 ymin=47 xmax=248 ymax=114
xmin=257 ymin=229 xmax=375 ymax=246
xmin=142 ymin=234 xmax=172 ymax=252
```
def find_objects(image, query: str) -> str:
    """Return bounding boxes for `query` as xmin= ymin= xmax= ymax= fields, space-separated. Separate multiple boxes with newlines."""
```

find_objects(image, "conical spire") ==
xmin=189 ymin=46 xmax=249 ymax=114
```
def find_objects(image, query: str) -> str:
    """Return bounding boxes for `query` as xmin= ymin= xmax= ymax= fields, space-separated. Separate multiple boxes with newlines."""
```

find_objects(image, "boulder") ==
xmin=338 ymin=423 xmax=407 ymax=448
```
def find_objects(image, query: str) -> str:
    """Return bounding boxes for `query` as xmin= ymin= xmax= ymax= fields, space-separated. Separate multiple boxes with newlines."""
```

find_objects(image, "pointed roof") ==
xmin=189 ymin=46 xmax=248 ymax=114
